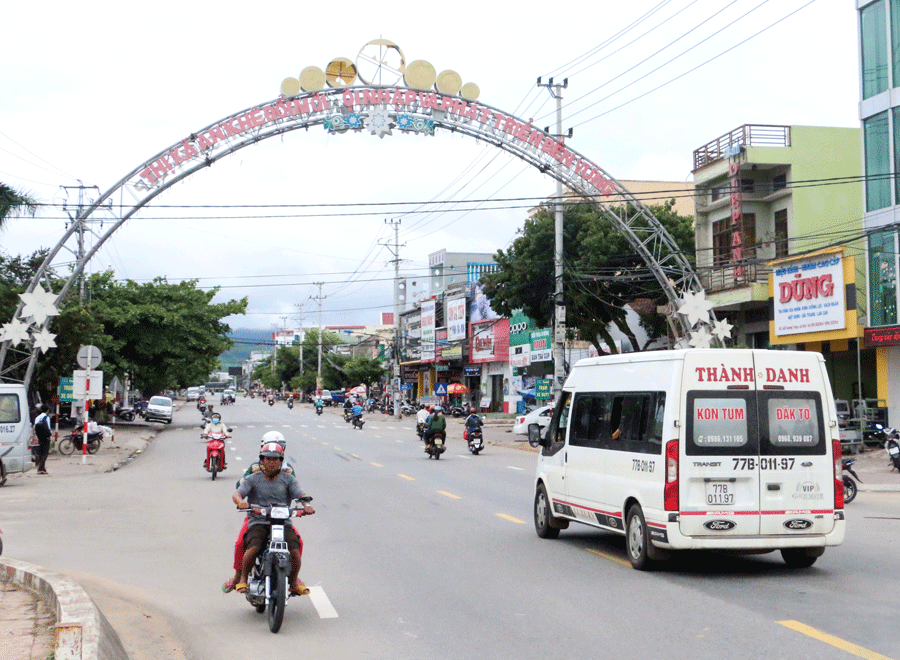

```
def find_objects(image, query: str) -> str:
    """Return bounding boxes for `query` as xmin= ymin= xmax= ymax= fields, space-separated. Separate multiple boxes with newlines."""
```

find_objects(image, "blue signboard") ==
xmin=535 ymin=378 xmax=552 ymax=401
xmin=58 ymin=377 xmax=74 ymax=403
xmin=434 ymin=382 xmax=448 ymax=396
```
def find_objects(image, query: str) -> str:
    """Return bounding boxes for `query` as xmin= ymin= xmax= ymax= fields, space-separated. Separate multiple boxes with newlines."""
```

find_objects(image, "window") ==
xmin=892 ymin=106 xmax=900 ymax=205
xmin=774 ymin=209 xmax=789 ymax=258
xmin=773 ymin=173 xmax=787 ymax=191
xmin=737 ymin=213 xmax=757 ymax=262
xmin=761 ymin=392 xmax=826 ymax=456
xmin=740 ymin=178 xmax=755 ymax=194
xmin=0 ymin=394 xmax=21 ymax=423
xmin=865 ymin=112 xmax=891 ymax=211
xmin=869 ymin=230 xmax=898 ymax=326
xmin=686 ymin=391 xmax=758 ymax=456
xmin=713 ymin=218 xmax=731 ymax=266
xmin=862 ymin=0 xmax=888 ymax=99
xmin=542 ymin=391 xmax=571 ymax=455
xmin=569 ymin=392 xmax=664 ymax=455
xmin=570 ymin=394 xmax=608 ymax=449
xmin=892 ymin=0 xmax=900 ymax=90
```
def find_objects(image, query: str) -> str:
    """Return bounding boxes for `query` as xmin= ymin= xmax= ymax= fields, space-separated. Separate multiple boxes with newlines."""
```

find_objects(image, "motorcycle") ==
xmin=343 ymin=410 xmax=353 ymax=423
xmin=400 ymin=402 xmax=416 ymax=416
xmin=114 ymin=404 xmax=135 ymax=422
xmin=465 ymin=423 xmax=484 ymax=455
xmin=315 ymin=405 xmax=323 ymax=416
xmin=887 ymin=437 xmax=900 ymax=472
xmin=287 ymin=399 xmax=294 ymax=410
xmin=57 ymin=429 xmax=103 ymax=455
xmin=238 ymin=497 xmax=314 ymax=633
xmin=351 ymin=414 xmax=364 ymax=430
xmin=842 ymin=457 xmax=861 ymax=503
xmin=424 ymin=430 xmax=447 ymax=459
xmin=449 ymin=404 xmax=466 ymax=418
xmin=268 ymin=398 xmax=275 ymax=407
xmin=203 ymin=430 xmax=231 ymax=480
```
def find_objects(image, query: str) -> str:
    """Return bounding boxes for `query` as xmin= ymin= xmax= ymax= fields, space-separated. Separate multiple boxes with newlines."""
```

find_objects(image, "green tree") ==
xmin=252 ymin=329 xmax=347 ymax=391
xmin=345 ymin=356 xmax=385 ymax=392
xmin=80 ymin=272 xmax=247 ymax=394
xmin=480 ymin=200 xmax=695 ymax=353
xmin=0 ymin=183 xmax=37 ymax=229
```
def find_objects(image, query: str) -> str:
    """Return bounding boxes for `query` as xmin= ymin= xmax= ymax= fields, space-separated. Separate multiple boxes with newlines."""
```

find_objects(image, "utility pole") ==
xmin=311 ymin=283 xmax=325 ymax=390
xmin=537 ymin=76 xmax=571 ymax=401
xmin=57 ymin=181 xmax=101 ymax=303
xmin=382 ymin=219 xmax=404 ymax=419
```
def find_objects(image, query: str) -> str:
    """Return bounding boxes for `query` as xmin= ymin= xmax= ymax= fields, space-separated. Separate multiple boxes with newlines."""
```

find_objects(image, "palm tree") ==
xmin=0 ymin=182 xmax=37 ymax=229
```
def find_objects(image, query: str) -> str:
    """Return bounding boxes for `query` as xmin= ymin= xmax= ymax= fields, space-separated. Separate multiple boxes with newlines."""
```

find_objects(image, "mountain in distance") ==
xmin=219 ymin=327 xmax=275 ymax=369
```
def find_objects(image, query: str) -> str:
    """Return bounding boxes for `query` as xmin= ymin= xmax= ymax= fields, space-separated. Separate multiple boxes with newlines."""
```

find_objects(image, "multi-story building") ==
xmin=692 ymin=123 xmax=868 ymax=404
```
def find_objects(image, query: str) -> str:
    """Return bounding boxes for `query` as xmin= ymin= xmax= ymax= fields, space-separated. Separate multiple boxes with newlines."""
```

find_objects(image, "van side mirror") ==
xmin=527 ymin=423 xmax=545 ymax=448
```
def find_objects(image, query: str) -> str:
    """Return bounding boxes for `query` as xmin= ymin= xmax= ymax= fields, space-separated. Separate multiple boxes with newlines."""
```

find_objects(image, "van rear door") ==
xmin=681 ymin=351 xmax=761 ymax=537
xmin=753 ymin=351 xmax=835 ymax=536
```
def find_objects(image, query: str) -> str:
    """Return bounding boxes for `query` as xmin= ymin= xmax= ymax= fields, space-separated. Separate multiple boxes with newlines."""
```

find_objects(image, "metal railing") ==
xmin=693 ymin=125 xmax=791 ymax=171
xmin=700 ymin=262 xmax=772 ymax=293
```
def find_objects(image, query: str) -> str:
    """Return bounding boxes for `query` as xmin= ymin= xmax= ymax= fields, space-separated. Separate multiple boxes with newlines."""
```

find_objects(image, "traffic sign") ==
xmin=400 ymin=383 xmax=410 ymax=390
xmin=76 ymin=345 xmax=102 ymax=369
xmin=434 ymin=382 xmax=448 ymax=396
xmin=73 ymin=370 xmax=103 ymax=400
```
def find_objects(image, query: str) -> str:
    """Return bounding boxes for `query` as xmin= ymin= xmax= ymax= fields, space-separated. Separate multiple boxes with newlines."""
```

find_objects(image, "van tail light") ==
xmin=833 ymin=439 xmax=844 ymax=509
xmin=664 ymin=439 xmax=679 ymax=511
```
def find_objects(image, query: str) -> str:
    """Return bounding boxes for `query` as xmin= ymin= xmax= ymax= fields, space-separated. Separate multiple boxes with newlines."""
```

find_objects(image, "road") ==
xmin=3 ymin=398 xmax=899 ymax=659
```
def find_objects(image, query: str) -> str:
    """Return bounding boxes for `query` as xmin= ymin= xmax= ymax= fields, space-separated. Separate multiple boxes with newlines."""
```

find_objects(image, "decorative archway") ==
xmin=0 ymin=43 xmax=723 ymax=386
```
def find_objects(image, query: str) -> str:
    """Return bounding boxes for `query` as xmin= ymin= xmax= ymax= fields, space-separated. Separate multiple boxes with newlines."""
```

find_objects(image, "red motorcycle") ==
xmin=203 ymin=430 xmax=231 ymax=480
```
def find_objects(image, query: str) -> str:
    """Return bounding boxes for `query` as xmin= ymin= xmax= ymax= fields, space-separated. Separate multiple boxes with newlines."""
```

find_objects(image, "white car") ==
xmin=144 ymin=396 xmax=173 ymax=424
xmin=513 ymin=405 xmax=553 ymax=435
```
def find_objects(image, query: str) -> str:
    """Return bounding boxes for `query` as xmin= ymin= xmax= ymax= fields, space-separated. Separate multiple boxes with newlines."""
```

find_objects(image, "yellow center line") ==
xmin=778 ymin=621 xmax=895 ymax=660
xmin=496 ymin=513 xmax=526 ymax=524
xmin=586 ymin=548 xmax=631 ymax=568
xmin=398 ymin=474 xmax=415 ymax=481
xmin=438 ymin=491 xmax=461 ymax=499
xmin=371 ymin=462 xmax=383 ymax=467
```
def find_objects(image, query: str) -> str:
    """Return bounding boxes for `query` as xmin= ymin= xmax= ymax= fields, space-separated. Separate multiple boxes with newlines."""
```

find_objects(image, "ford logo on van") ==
xmin=783 ymin=519 xmax=813 ymax=531
xmin=703 ymin=520 xmax=736 ymax=531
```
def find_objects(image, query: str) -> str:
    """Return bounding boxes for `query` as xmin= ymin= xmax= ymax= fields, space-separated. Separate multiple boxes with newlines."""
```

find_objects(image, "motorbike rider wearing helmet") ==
xmin=464 ymin=411 xmax=483 ymax=436
xmin=231 ymin=436 xmax=314 ymax=596
xmin=423 ymin=406 xmax=446 ymax=450
xmin=351 ymin=401 xmax=364 ymax=424
xmin=415 ymin=404 xmax=430 ymax=436
xmin=202 ymin=412 xmax=229 ymax=471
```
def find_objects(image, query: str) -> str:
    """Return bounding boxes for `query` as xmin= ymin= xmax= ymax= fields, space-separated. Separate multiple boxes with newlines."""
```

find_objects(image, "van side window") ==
xmin=647 ymin=393 xmax=666 ymax=453
xmin=570 ymin=394 xmax=607 ymax=448
xmin=542 ymin=391 xmax=571 ymax=456
xmin=0 ymin=393 xmax=21 ymax=423
xmin=608 ymin=393 xmax=662 ymax=455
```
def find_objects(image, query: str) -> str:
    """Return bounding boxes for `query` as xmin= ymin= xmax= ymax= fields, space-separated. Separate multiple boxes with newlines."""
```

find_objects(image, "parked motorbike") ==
xmin=449 ymin=404 xmax=466 ymax=418
xmin=465 ymin=423 xmax=484 ymax=455
xmin=424 ymin=430 xmax=447 ymax=459
xmin=351 ymin=414 xmax=364 ymax=430
xmin=203 ymin=430 xmax=231 ymax=480
xmin=57 ymin=429 xmax=103 ymax=455
xmin=887 ymin=438 xmax=900 ymax=472
xmin=238 ymin=497 xmax=314 ymax=633
xmin=842 ymin=457 xmax=861 ymax=503
xmin=114 ymin=404 xmax=135 ymax=422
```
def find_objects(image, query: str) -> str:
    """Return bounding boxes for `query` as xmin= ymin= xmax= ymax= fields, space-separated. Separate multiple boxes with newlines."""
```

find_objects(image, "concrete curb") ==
xmin=1 ymin=556 xmax=129 ymax=660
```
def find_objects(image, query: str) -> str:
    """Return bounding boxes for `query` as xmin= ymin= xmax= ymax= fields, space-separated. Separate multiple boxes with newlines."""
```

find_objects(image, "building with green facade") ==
xmin=691 ymin=123 xmax=866 ymax=405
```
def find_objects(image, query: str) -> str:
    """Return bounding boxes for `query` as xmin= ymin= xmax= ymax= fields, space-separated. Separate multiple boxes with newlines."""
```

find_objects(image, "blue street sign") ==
xmin=400 ymin=383 xmax=410 ymax=390
xmin=434 ymin=382 xmax=448 ymax=396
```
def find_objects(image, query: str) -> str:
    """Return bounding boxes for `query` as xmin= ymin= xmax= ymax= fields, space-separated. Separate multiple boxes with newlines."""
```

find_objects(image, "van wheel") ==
xmin=626 ymin=504 xmax=657 ymax=570
xmin=780 ymin=548 xmax=821 ymax=568
xmin=534 ymin=485 xmax=561 ymax=539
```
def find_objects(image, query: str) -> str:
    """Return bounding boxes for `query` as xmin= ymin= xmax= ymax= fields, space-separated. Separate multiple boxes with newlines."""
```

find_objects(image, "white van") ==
xmin=0 ymin=384 xmax=35 ymax=482
xmin=187 ymin=387 xmax=201 ymax=401
xmin=528 ymin=349 xmax=845 ymax=570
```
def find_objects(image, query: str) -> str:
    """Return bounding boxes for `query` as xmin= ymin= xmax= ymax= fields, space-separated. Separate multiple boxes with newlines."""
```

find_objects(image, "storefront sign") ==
xmin=463 ymin=366 xmax=482 ymax=377
xmin=535 ymin=378 xmax=552 ymax=400
xmin=865 ymin=326 xmax=900 ymax=347
xmin=469 ymin=318 xmax=510 ymax=363
xmin=773 ymin=255 xmax=846 ymax=336
xmin=421 ymin=300 xmax=436 ymax=362
xmin=530 ymin=328 xmax=552 ymax=362
xmin=447 ymin=298 xmax=467 ymax=341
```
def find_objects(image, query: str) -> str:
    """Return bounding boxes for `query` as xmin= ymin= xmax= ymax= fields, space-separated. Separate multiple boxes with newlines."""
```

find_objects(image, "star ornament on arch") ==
xmin=18 ymin=284 xmax=60 ymax=326
xmin=30 ymin=327 xmax=57 ymax=354
xmin=368 ymin=107 xmax=393 ymax=138
xmin=712 ymin=318 xmax=734 ymax=342
xmin=677 ymin=290 xmax=715 ymax=327
xmin=688 ymin=325 xmax=713 ymax=349
xmin=0 ymin=318 xmax=32 ymax=346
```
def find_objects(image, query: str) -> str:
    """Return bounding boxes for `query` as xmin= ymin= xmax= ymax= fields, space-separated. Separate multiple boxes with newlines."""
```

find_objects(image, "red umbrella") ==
xmin=447 ymin=383 xmax=469 ymax=395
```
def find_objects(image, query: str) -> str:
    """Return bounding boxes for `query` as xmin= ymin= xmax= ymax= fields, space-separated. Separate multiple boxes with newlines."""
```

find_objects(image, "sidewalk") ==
xmin=2 ymin=422 xmax=160 ymax=660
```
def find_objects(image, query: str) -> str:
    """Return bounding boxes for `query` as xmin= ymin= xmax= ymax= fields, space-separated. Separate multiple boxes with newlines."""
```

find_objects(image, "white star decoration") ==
xmin=30 ymin=327 xmax=57 ymax=354
xmin=18 ymin=284 xmax=60 ymax=325
xmin=688 ymin=325 xmax=713 ymax=349
xmin=368 ymin=107 xmax=393 ymax=138
xmin=677 ymin=290 xmax=715 ymax=327
xmin=712 ymin=318 xmax=734 ymax=342
xmin=0 ymin=318 xmax=31 ymax=346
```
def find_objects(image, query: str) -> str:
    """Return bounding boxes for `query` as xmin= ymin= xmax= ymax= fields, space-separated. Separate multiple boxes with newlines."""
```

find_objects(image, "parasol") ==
xmin=447 ymin=383 xmax=469 ymax=395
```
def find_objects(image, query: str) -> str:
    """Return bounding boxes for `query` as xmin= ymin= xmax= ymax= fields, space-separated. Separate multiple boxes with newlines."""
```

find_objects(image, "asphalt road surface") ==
xmin=3 ymin=398 xmax=899 ymax=659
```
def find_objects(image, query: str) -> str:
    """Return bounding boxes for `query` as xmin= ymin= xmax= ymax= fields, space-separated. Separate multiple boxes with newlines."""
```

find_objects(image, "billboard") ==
xmin=421 ymin=299 xmax=436 ymax=362
xmin=773 ymin=254 xmax=845 ymax=336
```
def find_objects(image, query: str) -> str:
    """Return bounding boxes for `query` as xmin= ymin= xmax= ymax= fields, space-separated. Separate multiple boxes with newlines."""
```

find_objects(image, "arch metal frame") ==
xmin=1 ymin=85 xmax=716 ymax=386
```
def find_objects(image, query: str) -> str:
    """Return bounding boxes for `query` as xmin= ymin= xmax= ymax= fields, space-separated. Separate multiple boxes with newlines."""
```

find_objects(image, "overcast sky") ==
xmin=0 ymin=0 xmax=860 ymax=333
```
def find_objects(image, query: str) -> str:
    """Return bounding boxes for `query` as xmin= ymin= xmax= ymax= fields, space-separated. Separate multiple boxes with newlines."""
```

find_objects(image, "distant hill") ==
xmin=219 ymin=328 xmax=274 ymax=369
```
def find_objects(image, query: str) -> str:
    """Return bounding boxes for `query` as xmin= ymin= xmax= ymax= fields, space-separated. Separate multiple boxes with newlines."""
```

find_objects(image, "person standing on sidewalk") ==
xmin=33 ymin=404 xmax=52 ymax=475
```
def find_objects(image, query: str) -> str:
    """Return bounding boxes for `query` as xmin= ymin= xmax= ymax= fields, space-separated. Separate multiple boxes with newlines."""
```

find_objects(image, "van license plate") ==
xmin=706 ymin=482 xmax=734 ymax=505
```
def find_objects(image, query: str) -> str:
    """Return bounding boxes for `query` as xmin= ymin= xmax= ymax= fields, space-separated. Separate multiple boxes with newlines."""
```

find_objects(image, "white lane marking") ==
xmin=282 ymin=425 xmax=291 ymax=428
xmin=507 ymin=466 xmax=524 ymax=471
xmin=308 ymin=586 xmax=338 ymax=618
xmin=246 ymin=425 xmax=256 ymax=428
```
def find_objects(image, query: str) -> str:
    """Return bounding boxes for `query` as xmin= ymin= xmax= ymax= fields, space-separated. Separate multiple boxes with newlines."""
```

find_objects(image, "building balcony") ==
xmin=693 ymin=125 xmax=791 ymax=172
xmin=700 ymin=262 xmax=773 ymax=295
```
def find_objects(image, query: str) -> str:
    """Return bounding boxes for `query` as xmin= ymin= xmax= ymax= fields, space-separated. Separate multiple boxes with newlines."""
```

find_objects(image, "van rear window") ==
xmin=0 ymin=393 xmax=20 ymax=423
xmin=692 ymin=398 xmax=749 ymax=448
xmin=767 ymin=398 xmax=819 ymax=448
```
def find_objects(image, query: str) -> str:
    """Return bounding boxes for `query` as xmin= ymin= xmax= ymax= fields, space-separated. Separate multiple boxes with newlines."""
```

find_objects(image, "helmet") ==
xmin=261 ymin=430 xmax=286 ymax=449
xmin=433 ymin=406 xmax=442 ymax=414
xmin=259 ymin=442 xmax=285 ymax=460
